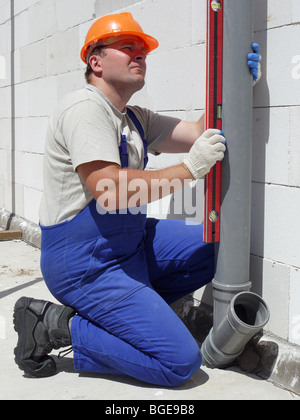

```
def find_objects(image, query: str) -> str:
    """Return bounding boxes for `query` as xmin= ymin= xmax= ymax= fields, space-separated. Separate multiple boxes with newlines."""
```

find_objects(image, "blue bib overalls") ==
xmin=40 ymin=109 xmax=215 ymax=387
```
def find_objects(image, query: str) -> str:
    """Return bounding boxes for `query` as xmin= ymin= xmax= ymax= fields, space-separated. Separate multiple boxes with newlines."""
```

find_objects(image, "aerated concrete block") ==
xmin=251 ymin=183 xmax=300 ymax=268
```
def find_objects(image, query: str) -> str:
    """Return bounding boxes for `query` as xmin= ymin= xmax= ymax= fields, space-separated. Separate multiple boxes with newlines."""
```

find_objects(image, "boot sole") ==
xmin=13 ymin=297 xmax=57 ymax=378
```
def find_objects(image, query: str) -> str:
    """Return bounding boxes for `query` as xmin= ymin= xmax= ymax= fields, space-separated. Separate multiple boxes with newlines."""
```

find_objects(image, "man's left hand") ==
xmin=248 ymin=42 xmax=262 ymax=85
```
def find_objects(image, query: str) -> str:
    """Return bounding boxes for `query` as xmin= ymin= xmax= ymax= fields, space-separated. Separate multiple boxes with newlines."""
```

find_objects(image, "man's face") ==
xmin=98 ymin=39 xmax=147 ymax=92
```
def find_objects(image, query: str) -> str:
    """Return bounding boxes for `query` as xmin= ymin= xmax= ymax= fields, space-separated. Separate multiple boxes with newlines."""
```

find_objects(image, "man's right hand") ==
xmin=183 ymin=129 xmax=226 ymax=180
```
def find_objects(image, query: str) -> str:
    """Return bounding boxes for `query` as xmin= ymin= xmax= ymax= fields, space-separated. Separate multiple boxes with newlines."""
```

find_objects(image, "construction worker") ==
xmin=13 ymin=13 xmax=261 ymax=386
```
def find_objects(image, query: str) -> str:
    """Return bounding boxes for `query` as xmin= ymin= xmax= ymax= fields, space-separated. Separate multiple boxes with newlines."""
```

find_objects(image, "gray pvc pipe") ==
xmin=202 ymin=292 xmax=270 ymax=368
xmin=201 ymin=0 xmax=270 ymax=368
xmin=215 ymin=0 xmax=254 ymax=286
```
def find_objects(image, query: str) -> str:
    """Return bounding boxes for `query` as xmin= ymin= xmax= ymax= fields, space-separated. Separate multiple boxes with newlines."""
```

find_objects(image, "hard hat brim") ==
xmin=81 ymin=31 xmax=159 ymax=65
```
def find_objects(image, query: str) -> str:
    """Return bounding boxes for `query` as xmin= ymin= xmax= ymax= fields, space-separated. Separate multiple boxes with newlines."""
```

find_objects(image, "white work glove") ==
xmin=183 ymin=129 xmax=226 ymax=180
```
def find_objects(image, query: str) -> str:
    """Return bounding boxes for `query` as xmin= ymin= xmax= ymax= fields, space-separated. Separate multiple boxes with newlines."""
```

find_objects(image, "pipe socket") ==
xmin=211 ymin=280 xmax=252 ymax=330
xmin=201 ymin=291 xmax=270 ymax=368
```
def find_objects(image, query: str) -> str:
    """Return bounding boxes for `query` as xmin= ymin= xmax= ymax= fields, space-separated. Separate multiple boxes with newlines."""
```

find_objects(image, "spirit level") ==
xmin=204 ymin=0 xmax=224 ymax=243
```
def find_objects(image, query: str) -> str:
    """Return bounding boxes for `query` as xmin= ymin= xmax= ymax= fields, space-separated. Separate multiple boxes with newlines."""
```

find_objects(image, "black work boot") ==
xmin=13 ymin=296 xmax=76 ymax=378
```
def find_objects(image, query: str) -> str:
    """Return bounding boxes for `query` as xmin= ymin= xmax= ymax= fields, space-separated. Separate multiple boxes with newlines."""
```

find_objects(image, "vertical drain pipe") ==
xmin=201 ymin=0 xmax=270 ymax=368
xmin=10 ymin=0 xmax=16 ymax=218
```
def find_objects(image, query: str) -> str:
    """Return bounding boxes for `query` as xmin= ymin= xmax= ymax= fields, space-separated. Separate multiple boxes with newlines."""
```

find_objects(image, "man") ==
xmin=13 ymin=13 xmax=261 ymax=386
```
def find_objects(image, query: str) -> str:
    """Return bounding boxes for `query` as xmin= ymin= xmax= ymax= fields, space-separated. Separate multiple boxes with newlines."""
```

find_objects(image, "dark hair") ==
xmin=84 ymin=46 xmax=107 ymax=83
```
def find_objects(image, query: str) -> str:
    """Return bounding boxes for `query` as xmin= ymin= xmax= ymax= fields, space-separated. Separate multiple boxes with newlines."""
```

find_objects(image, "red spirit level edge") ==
xmin=204 ymin=0 xmax=224 ymax=243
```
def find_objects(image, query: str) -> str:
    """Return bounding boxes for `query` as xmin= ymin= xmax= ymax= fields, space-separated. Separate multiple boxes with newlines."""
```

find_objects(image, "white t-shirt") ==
xmin=39 ymin=85 xmax=180 ymax=226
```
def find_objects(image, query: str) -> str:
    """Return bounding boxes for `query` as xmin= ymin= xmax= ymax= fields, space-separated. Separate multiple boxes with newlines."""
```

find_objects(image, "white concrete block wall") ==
xmin=0 ymin=0 xmax=299 ymax=348
xmin=250 ymin=0 xmax=300 ymax=345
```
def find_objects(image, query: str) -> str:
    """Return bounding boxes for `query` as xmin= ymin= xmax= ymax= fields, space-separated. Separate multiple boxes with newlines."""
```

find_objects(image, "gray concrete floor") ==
xmin=0 ymin=240 xmax=299 ymax=401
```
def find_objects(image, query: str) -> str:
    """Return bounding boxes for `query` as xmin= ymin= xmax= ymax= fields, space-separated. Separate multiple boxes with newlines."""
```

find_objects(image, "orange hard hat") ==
xmin=80 ymin=12 xmax=159 ymax=64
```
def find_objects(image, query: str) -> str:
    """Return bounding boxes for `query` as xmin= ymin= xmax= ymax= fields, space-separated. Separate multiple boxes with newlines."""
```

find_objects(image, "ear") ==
xmin=89 ymin=55 xmax=103 ymax=76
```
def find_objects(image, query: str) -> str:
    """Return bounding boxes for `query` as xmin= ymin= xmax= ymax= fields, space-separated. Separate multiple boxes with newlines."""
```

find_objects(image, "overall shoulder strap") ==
xmin=119 ymin=134 xmax=129 ymax=168
xmin=126 ymin=108 xmax=144 ymax=139
xmin=126 ymin=108 xmax=149 ymax=169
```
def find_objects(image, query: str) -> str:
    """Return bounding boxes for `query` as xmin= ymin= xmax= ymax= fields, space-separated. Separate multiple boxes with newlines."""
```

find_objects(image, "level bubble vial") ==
xmin=209 ymin=210 xmax=219 ymax=223
xmin=211 ymin=0 xmax=222 ymax=12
